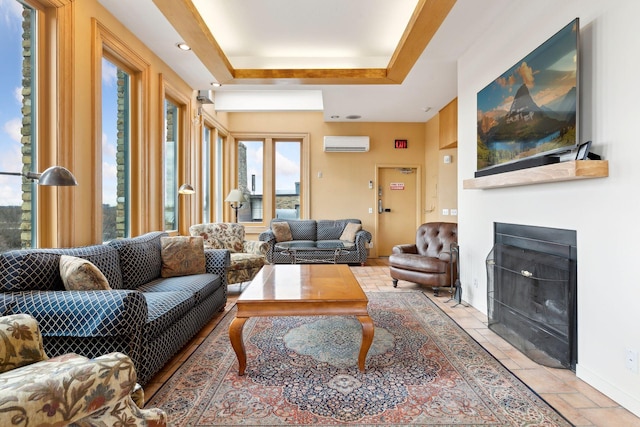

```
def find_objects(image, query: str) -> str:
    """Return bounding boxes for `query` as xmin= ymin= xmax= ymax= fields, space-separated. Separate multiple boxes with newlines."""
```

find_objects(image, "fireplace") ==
xmin=486 ymin=223 xmax=577 ymax=370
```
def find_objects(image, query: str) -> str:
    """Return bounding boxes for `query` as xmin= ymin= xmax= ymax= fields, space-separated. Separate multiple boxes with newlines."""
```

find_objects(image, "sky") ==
xmin=0 ymin=0 xmax=28 ymax=206
xmin=243 ymin=141 xmax=300 ymax=195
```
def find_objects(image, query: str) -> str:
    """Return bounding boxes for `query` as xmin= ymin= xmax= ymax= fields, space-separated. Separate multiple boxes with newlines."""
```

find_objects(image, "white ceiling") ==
xmin=97 ymin=0 xmax=509 ymax=122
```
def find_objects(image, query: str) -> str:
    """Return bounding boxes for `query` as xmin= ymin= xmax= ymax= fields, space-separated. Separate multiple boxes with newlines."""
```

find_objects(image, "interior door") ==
xmin=376 ymin=167 xmax=418 ymax=256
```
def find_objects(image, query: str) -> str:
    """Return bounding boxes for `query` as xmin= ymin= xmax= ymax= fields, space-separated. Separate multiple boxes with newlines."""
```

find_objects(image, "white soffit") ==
xmin=214 ymin=90 xmax=324 ymax=112
xmin=191 ymin=0 xmax=419 ymax=69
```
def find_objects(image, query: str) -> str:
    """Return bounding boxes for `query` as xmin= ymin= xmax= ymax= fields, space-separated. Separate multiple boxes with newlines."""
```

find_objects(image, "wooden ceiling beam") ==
xmin=386 ymin=0 xmax=457 ymax=83
xmin=153 ymin=0 xmax=456 ymax=85
xmin=152 ymin=0 xmax=234 ymax=83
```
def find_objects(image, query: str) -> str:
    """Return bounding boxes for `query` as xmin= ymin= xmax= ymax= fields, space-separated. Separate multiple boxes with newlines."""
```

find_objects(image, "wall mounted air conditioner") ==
xmin=323 ymin=136 xmax=370 ymax=152
xmin=196 ymin=89 xmax=214 ymax=104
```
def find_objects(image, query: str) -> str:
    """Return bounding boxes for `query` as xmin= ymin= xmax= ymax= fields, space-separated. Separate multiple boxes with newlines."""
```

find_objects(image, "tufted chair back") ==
xmin=416 ymin=222 xmax=458 ymax=260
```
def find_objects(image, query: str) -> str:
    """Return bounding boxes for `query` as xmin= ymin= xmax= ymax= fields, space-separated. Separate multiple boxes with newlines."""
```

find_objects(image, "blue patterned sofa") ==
xmin=0 ymin=231 xmax=230 ymax=386
xmin=259 ymin=219 xmax=371 ymax=265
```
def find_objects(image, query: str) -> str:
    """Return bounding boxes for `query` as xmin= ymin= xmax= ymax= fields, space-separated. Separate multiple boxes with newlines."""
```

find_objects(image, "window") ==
xmin=102 ymin=58 xmax=130 ymax=242
xmin=164 ymin=99 xmax=179 ymax=231
xmin=0 ymin=0 xmax=37 ymax=251
xmin=214 ymin=133 xmax=224 ymax=221
xmin=235 ymin=136 xmax=307 ymax=223
xmin=238 ymin=140 xmax=264 ymax=222
xmin=275 ymin=141 xmax=301 ymax=219
xmin=202 ymin=125 xmax=211 ymax=222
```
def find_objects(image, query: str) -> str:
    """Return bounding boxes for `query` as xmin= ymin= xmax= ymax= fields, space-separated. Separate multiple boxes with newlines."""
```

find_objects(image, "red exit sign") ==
xmin=394 ymin=139 xmax=408 ymax=149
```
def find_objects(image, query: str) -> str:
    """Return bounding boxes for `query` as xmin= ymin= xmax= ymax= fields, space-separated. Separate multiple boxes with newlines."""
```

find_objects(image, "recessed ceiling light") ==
xmin=422 ymin=107 xmax=432 ymax=113
xmin=176 ymin=42 xmax=191 ymax=51
xmin=330 ymin=115 xmax=340 ymax=119
xmin=211 ymin=82 xmax=221 ymax=87
xmin=345 ymin=115 xmax=361 ymax=120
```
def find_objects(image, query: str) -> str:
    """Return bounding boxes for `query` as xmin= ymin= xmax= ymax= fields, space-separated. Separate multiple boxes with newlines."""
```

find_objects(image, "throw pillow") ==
xmin=339 ymin=222 xmax=362 ymax=242
xmin=272 ymin=222 xmax=293 ymax=242
xmin=161 ymin=236 xmax=206 ymax=278
xmin=59 ymin=255 xmax=111 ymax=291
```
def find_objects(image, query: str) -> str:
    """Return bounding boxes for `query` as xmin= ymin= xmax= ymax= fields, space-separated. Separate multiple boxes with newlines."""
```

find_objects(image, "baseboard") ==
xmin=576 ymin=364 xmax=640 ymax=418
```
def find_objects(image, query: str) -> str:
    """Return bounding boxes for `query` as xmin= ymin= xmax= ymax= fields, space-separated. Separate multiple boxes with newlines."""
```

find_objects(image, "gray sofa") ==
xmin=259 ymin=219 xmax=371 ymax=265
xmin=0 ymin=231 xmax=229 ymax=385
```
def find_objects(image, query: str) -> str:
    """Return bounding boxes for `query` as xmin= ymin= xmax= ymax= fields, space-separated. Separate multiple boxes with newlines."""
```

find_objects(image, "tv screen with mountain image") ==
xmin=477 ymin=19 xmax=578 ymax=175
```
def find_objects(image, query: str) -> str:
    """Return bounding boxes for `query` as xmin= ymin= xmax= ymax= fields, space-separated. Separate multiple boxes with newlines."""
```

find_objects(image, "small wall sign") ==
xmin=390 ymin=182 xmax=405 ymax=190
xmin=394 ymin=139 xmax=408 ymax=149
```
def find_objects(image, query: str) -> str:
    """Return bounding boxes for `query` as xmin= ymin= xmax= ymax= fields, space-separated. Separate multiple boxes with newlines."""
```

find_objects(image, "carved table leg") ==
xmin=229 ymin=316 xmax=248 ymax=375
xmin=357 ymin=315 xmax=374 ymax=372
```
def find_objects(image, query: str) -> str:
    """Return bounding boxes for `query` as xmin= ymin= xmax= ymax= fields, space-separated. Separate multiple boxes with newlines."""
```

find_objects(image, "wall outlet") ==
xmin=368 ymin=242 xmax=374 ymax=248
xmin=626 ymin=349 xmax=638 ymax=373
xmin=450 ymin=209 xmax=458 ymax=216
xmin=368 ymin=207 xmax=373 ymax=214
xmin=473 ymin=278 xmax=478 ymax=288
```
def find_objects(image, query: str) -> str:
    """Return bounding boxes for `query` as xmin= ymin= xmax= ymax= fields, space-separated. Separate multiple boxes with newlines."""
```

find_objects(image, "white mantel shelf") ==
xmin=463 ymin=160 xmax=609 ymax=189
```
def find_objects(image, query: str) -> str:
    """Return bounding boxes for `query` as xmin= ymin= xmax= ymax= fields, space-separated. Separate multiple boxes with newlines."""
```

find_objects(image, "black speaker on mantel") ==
xmin=474 ymin=155 xmax=560 ymax=178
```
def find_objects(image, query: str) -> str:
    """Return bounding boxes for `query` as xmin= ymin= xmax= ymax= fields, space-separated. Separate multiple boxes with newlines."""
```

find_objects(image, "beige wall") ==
xmin=43 ymin=0 xmax=457 ymax=252
xmin=424 ymin=113 xmax=458 ymax=224
xmin=53 ymin=0 xmax=228 ymax=246
xmin=228 ymin=112 xmax=428 ymax=256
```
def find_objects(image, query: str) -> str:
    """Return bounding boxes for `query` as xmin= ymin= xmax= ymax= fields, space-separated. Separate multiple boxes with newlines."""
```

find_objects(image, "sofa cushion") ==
xmin=229 ymin=253 xmax=265 ymax=272
xmin=160 ymin=236 xmax=206 ymax=278
xmin=339 ymin=222 xmax=362 ymax=242
xmin=142 ymin=291 xmax=195 ymax=340
xmin=271 ymin=219 xmax=317 ymax=241
xmin=317 ymin=219 xmax=361 ymax=240
xmin=137 ymin=274 xmax=222 ymax=305
xmin=108 ymin=232 xmax=167 ymax=290
xmin=272 ymin=222 xmax=293 ymax=242
xmin=59 ymin=256 xmax=111 ymax=291
xmin=389 ymin=253 xmax=447 ymax=274
xmin=0 ymin=246 xmax=123 ymax=292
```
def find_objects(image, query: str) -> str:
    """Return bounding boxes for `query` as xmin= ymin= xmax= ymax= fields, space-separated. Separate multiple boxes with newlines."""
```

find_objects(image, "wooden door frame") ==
xmin=374 ymin=164 xmax=422 ymax=258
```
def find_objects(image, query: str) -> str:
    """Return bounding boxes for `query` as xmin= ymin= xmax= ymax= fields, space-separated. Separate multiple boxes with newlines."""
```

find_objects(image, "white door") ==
xmin=376 ymin=167 xmax=418 ymax=256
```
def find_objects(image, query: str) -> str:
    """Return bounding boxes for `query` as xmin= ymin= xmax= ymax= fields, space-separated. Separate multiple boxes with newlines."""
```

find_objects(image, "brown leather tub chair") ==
xmin=389 ymin=222 xmax=458 ymax=296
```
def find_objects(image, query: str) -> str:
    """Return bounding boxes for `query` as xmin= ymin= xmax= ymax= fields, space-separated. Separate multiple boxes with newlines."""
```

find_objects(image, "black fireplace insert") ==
xmin=487 ymin=223 xmax=577 ymax=370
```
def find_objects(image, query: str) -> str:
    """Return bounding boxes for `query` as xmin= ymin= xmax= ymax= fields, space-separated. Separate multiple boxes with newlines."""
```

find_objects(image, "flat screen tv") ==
xmin=476 ymin=18 xmax=579 ymax=176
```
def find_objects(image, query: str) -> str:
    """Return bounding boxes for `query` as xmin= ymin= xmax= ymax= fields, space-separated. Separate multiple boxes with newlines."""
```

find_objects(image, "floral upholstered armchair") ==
xmin=190 ymin=222 xmax=267 ymax=285
xmin=0 ymin=313 xmax=167 ymax=427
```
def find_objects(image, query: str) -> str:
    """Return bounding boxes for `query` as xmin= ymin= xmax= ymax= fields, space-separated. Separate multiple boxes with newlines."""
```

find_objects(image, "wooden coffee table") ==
xmin=229 ymin=264 xmax=374 ymax=375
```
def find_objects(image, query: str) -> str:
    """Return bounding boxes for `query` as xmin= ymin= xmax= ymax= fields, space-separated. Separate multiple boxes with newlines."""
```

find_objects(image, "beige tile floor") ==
xmin=145 ymin=260 xmax=640 ymax=427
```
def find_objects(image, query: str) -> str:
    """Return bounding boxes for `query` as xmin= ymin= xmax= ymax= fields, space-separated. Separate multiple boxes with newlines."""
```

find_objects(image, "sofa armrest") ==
xmin=258 ymin=230 xmax=276 ymax=244
xmin=0 ymin=351 xmax=167 ymax=426
xmin=244 ymin=240 xmax=268 ymax=256
xmin=0 ymin=314 xmax=48 ymax=373
xmin=8 ymin=290 xmax=147 ymax=338
xmin=204 ymin=248 xmax=231 ymax=288
xmin=392 ymin=244 xmax=418 ymax=255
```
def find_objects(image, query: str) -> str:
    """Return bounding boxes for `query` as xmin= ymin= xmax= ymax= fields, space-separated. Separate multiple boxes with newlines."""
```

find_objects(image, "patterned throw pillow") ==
xmin=272 ymin=222 xmax=293 ymax=242
xmin=59 ymin=255 xmax=111 ymax=291
xmin=160 ymin=236 xmax=206 ymax=278
xmin=339 ymin=222 xmax=362 ymax=242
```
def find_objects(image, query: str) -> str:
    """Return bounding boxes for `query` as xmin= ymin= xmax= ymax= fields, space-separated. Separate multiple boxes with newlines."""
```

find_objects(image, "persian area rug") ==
xmin=148 ymin=292 xmax=571 ymax=426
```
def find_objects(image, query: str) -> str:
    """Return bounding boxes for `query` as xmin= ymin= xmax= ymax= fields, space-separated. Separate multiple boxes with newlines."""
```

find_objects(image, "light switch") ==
xmin=442 ymin=209 xmax=449 ymax=215
xmin=368 ymin=207 xmax=373 ymax=214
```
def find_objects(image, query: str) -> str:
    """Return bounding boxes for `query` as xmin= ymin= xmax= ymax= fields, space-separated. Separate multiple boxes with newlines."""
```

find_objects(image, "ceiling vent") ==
xmin=196 ymin=89 xmax=214 ymax=104
xmin=323 ymin=136 xmax=370 ymax=152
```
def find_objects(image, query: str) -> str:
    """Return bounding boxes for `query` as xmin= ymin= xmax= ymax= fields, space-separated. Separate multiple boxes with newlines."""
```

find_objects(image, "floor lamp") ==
xmin=225 ymin=189 xmax=245 ymax=223
xmin=0 ymin=165 xmax=78 ymax=186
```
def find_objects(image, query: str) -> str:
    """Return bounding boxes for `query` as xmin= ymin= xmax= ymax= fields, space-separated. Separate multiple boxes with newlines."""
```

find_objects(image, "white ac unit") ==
xmin=323 ymin=136 xmax=370 ymax=152
xmin=196 ymin=89 xmax=214 ymax=104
